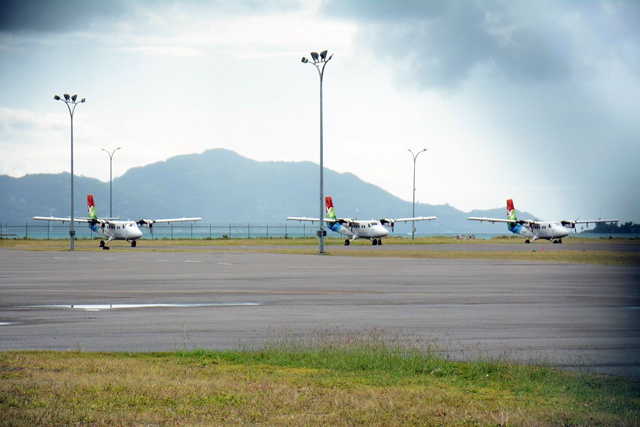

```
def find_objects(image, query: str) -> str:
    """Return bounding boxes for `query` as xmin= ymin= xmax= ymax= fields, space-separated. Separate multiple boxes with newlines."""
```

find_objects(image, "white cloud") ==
xmin=1 ymin=0 xmax=639 ymax=222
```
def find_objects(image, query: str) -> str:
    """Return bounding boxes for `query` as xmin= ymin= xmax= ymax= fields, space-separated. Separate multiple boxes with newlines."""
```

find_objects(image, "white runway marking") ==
xmin=24 ymin=303 xmax=260 ymax=312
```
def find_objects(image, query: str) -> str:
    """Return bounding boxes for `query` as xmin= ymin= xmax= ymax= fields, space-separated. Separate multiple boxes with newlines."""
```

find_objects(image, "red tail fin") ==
xmin=506 ymin=199 xmax=517 ymax=226
xmin=506 ymin=199 xmax=514 ymax=215
xmin=325 ymin=196 xmax=337 ymax=220
xmin=325 ymin=196 xmax=333 ymax=212
xmin=87 ymin=194 xmax=97 ymax=219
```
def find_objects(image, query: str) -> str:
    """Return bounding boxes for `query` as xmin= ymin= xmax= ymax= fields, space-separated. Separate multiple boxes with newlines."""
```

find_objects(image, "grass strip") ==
xmin=3 ymin=237 xmax=637 ymax=266
xmin=1 ymin=333 xmax=638 ymax=427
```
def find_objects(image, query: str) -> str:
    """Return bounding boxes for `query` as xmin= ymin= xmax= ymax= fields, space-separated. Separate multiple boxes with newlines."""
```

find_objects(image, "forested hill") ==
xmin=1 ymin=149 xmax=536 ymax=234
xmin=589 ymin=222 xmax=640 ymax=234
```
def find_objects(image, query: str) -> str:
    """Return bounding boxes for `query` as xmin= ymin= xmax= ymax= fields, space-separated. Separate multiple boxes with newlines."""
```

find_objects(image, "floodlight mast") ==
xmin=101 ymin=147 xmax=122 ymax=218
xmin=301 ymin=50 xmax=333 ymax=254
xmin=409 ymin=148 xmax=427 ymax=240
xmin=54 ymin=93 xmax=86 ymax=251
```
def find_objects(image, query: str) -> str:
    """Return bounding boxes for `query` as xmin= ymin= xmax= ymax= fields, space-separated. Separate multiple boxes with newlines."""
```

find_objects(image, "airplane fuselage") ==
xmin=511 ymin=221 xmax=569 ymax=242
xmin=329 ymin=220 xmax=390 ymax=244
xmin=91 ymin=220 xmax=143 ymax=243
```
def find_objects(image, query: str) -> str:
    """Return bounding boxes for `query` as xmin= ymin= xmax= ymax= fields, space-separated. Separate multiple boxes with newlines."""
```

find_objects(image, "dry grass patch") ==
xmin=1 ymin=336 xmax=638 ymax=427
xmin=2 ymin=237 xmax=638 ymax=266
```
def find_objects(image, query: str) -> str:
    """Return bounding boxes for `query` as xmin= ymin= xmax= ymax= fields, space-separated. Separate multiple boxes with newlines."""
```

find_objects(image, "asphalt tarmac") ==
xmin=1 ymin=244 xmax=638 ymax=377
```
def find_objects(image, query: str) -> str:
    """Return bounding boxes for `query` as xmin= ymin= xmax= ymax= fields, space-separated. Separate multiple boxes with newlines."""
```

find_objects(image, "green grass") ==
xmin=1 ymin=330 xmax=638 ymax=426
xmin=3 ymin=236 xmax=638 ymax=266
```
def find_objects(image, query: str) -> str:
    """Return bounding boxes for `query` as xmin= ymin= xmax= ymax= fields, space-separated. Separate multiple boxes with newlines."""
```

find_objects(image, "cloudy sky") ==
xmin=1 ymin=0 xmax=639 ymax=222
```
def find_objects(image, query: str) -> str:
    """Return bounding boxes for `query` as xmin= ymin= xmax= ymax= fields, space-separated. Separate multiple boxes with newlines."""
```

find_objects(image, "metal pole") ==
xmin=70 ymin=108 xmax=74 ymax=249
xmin=408 ymin=148 xmax=427 ymax=240
xmin=101 ymin=147 xmax=121 ymax=218
xmin=109 ymin=153 xmax=112 ymax=217
xmin=302 ymin=50 xmax=333 ymax=254
xmin=54 ymin=94 xmax=85 ymax=251
xmin=319 ymin=70 xmax=324 ymax=253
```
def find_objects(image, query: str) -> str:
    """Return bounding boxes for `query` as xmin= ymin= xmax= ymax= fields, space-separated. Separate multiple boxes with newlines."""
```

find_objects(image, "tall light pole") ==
xmin=54 ymin=93 xmax=86 ymax=251
xmin=101 ymin=147 xmax=121 ymax=218
xmin=302 ymin=50 xmax=333 ymax=254
xmin=409 ymin=148 xmax=427 ymax=240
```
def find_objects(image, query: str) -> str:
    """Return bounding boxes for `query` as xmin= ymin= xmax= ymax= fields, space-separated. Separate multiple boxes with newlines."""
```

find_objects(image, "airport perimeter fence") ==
xmin=0 ymin=222 xmax=319 ymax=240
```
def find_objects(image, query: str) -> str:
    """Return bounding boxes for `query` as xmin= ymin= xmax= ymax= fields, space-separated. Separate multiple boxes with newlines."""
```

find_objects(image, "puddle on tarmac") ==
xmin=23 ymin=303 xmax=260 ymax=312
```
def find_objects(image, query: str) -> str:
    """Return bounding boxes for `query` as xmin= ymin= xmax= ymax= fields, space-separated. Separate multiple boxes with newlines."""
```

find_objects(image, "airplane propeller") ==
xmin=380 ymin=218 xmax=396 ymax=231
xmin=561 ymin=218 xmax=580 ymax=233
xmin=137 ymin=219 xmax=155 ymax=228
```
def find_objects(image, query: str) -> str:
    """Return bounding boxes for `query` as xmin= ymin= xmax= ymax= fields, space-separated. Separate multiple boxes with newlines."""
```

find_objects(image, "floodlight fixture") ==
xmin=64 ymin=94 xmax=70 ymax=101
xmin=71 ymin=94 xmax=77 ymax=101
xmin=310 ymin=51 xmax=319 ymax=62
xmin=54 ymin=95 xmax=61 ymax=100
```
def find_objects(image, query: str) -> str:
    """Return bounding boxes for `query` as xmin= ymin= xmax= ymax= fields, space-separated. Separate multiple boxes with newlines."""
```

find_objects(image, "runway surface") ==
xmin=1 ymin=244 xmax=638 ymax=377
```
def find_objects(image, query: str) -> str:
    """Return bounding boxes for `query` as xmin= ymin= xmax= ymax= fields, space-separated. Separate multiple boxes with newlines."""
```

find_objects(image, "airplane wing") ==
xmin=33 ymin=216 xmax=90 ymax=224
xmin=386 ymin=216 xmax=437 ymax=223
xmin=286 ymin=217 xmax=337 ymax=223
xmin=137 ymin=217 xmax=202 ymax=227
xmin=378 ymin=217 xmax=437 ymax=231
xmin=561 ymin=219 xmax=618 ymax=228
xmin=468 ymin=217 xmax=516 ymax=224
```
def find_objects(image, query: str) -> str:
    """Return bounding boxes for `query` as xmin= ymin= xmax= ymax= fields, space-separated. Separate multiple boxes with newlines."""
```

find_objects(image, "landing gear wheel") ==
xmin=372 ymin=239 xmax=378 ymax=245
xmin=378 ymin=239 xmax=383 ymax=246
xmin=99 ymin=240 xmax=105 ymax=248
xmin=131 ymin=240 xmax=137 ymax=248
xmin=344 ymin=239 xmax=350 ymax=246
xmin=525 ymin=240 xmax=531 ymax=244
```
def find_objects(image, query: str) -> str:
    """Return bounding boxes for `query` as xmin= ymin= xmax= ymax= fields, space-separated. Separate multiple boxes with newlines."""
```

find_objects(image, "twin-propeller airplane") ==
xmin=34 ymin=194 xmax=201 ymax=248
xmin=288 ymin=196 xmax=436 ymax=245
xmin=468 ymin=199 xmax=618 ymax=244
xmin=33 ymin=195 xmax=618 ymax=247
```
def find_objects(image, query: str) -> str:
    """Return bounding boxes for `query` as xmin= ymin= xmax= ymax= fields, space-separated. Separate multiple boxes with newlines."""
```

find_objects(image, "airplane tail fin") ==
xmin=506 ymin=198 xmax=517 ymax=231
xmin=325 ymin=196 xmax=337 ymax=220
xmin=87 ymin=194 xmax=98 ymax=220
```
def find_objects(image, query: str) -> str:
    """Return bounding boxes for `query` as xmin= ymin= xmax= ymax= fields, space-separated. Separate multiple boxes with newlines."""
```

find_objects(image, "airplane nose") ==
xmin=555 ymin=225 xmax=569 ymax=238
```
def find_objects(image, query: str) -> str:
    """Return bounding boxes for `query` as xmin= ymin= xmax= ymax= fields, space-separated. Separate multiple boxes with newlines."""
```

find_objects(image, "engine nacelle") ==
xmin=338 ymin=218 xmax=355 ymax=227
xmin=137 ymin=219 xmax=155 ymax=228
xmin=379 ymin=218 xmax=395 ymax=226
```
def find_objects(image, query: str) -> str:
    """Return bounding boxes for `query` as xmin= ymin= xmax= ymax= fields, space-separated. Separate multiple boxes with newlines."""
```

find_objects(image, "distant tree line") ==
xmin=587 ymin=222 xmax=640 ymax=234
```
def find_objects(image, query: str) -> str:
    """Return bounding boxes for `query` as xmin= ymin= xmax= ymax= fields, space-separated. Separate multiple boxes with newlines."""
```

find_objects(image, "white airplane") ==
xmin=34 ymin=194 xmax=201 ymax=248
xmin=287 ymin=196 xmax=437 ymax=245
xmin=468 ymin=199 xmax=618 ymax=244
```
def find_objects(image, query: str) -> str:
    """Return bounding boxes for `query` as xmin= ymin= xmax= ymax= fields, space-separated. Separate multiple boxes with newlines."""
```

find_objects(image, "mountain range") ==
xmin=0 ymin=149 xmax=534 ymax=234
